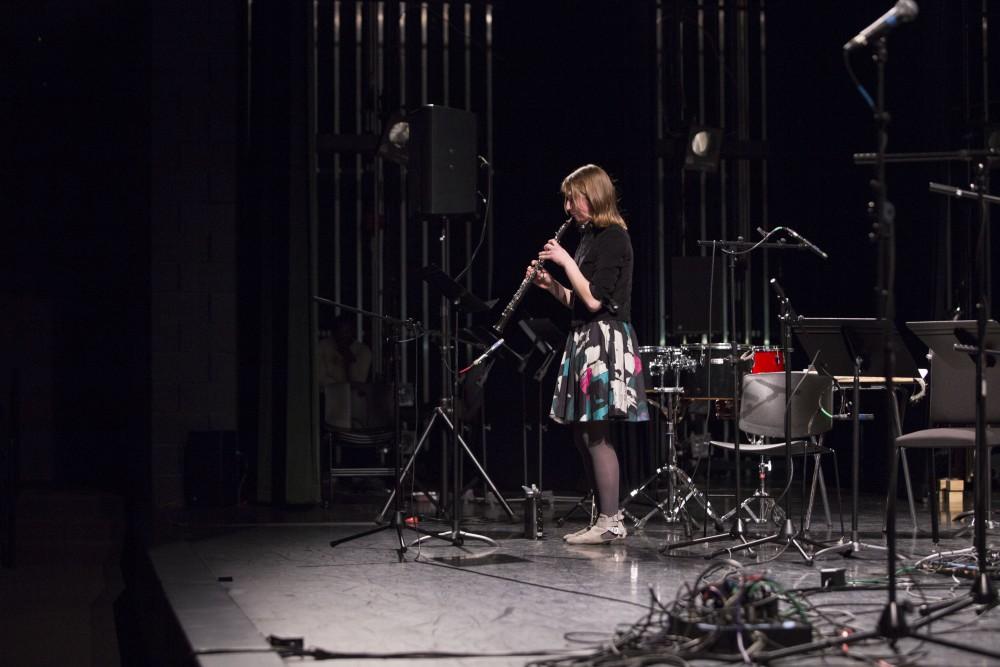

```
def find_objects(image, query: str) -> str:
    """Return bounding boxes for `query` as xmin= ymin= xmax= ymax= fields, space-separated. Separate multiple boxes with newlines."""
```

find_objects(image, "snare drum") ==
xmin=747 ymin=346 xmax=785 ymax=374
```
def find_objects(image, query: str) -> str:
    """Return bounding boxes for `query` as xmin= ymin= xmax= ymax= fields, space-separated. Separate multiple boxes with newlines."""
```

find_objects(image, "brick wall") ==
xmin=149 ymin=3 xmax=239 ymax=509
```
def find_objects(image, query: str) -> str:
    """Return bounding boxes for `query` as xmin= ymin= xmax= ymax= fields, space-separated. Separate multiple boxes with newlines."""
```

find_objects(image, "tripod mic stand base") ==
xmin=410 ymin=529 xmax=498 ymax=548
xmin=330 ymin=511 xmax=467 ymax=560
xmin=660 ymin=517 xmax=755 ymax=557
xmin=707 ymin=519 xmax=813 ymax=565
xmin=972 ymin=571 xmax=997 ymax=605
xmin=877 ymin=601 xmax=908 ymax=640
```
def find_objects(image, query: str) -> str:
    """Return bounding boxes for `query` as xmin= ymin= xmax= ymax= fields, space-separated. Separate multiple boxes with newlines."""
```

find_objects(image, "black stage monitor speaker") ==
xmin=408 ymin=105 xmax=477 ymax=217
xmin=671 ymin=256 xmax=724 ymax=335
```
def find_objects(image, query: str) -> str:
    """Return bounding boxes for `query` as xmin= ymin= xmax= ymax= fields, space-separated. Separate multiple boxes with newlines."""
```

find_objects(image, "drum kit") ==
xmin=622 ymin=343 xmax=786 ymax=533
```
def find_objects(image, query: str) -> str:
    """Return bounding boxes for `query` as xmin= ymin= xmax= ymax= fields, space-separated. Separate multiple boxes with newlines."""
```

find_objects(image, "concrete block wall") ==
xmin=150 ymin=3 xmax=239 ymax=509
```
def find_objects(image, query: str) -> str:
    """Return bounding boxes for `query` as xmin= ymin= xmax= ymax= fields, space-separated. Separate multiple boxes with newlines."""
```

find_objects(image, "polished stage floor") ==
xmin=160 ymin=493 xmax=1000 ymax=666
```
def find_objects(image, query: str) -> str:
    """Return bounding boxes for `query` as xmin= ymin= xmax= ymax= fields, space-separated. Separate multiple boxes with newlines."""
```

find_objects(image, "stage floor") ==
xmin=158 ymin=494 xmax=1000 ymax=666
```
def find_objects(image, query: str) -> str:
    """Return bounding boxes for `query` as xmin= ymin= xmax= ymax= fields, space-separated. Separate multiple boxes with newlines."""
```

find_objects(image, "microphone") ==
xmin=756 ymin=226 xmax=768 ymax=237
xmin=843 ymin=0 xmax=919 ymax=51
xmin=784 ymin=227 xmax=829 ymax=260
xmin=469 ymin=338 xmax=504 ymax=368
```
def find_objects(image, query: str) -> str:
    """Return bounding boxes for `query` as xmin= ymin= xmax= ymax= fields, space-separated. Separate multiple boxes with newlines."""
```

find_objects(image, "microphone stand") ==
xmin=761 ymin=28 xmax=1000 ymax=664
xmin=662 ymin=237 xmax=812 ymax=558
xmin=703 ymin=279 xmax=826 ymax=564
xmin=315 ymin=296 xmax=459 ymax=559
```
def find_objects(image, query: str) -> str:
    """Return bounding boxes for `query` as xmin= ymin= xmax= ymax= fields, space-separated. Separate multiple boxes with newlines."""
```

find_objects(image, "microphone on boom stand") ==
xmin=843 ymin=0 xmax=919 ymax=52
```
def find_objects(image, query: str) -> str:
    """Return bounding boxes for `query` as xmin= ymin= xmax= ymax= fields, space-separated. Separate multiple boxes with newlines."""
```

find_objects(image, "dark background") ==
xmin=6 ymin=1 xmax=999 ymax=534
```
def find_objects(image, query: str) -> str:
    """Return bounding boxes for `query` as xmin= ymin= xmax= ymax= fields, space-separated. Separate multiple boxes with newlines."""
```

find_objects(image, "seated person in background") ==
xmin=318 ymin=314 xmax=374 ymax=429
xmin=317 ymin=314 xmax=371 ymax=384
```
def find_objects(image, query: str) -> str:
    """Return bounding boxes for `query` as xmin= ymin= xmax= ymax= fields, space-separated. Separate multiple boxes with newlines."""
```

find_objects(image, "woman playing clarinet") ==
xmin=527 ymin=164 xmax=649 ymax=545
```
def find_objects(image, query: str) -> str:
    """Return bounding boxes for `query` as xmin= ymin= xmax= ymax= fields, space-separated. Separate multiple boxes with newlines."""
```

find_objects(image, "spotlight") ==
xmin=378 ymin=110 xmax=410 ymax=165
xmin=684 ymin=126 xmax=722 ymax=172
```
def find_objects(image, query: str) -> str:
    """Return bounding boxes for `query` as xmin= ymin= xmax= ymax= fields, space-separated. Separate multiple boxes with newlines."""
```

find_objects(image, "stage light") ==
xmin=378 ymin=111 xmax=410 ymax=165
xmin=684 ymin=126 xmax=722 ymax=172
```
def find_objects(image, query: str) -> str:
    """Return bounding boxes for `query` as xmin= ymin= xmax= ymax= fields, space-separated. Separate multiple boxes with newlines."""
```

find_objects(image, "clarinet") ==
xmin=493 ymin=217 xmax=573 ymax=334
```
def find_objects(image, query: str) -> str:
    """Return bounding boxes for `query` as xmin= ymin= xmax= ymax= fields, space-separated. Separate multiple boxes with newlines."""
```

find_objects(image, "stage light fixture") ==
xmin=378 ymin=111 xmax=410 ymax=165
xmin=684 ymin=126 xmax=722 ymax=172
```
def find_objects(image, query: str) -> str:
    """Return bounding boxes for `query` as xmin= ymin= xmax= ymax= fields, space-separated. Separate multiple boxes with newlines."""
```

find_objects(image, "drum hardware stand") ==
xmin=316 ymin=297 xmax=455 ymax=559
xmin=662 ymin=245 xmax=755 ymax=555
xmin=716 ymin=446 xmax=781 ymax=529
xmin=622 ymin=361 xmax=723 ymax=534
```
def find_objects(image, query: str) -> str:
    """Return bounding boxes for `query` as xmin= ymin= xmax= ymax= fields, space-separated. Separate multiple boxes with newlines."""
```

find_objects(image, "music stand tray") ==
xmin=421 ymin=264 xmax=491 ymax=315
xmin=793 ymin=317 xmax=919 ymax=379
xmin=519 ymin=318 xmax=564 ymax=380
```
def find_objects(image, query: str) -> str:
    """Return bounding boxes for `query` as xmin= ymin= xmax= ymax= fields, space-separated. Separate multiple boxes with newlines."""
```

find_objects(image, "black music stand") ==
xmin=411 ymin=265 xmax=514 ymax=547
xmin=518 ymin=318 xmax=563 ymax=494
xmin=794 ymin=318 xmax=920 ymax=559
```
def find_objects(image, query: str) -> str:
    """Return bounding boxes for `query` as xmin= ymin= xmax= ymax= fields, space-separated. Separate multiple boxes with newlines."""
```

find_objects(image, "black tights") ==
xmin=573 ymin=421 xmax=620 ymax=516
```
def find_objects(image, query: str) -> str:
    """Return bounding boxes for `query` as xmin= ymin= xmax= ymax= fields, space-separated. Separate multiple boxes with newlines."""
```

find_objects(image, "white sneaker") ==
xmin=563 ymin=522 xmax=594 ymax=541
xmin=565 ymin=511 xmax=627 ymax=545
xmin=562 ymin=498 xmax=597 ymax=541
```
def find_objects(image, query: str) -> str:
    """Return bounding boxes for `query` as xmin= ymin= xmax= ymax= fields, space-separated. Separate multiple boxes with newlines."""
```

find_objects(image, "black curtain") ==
xmin=241 ymin=0 xmax=320 ymax=505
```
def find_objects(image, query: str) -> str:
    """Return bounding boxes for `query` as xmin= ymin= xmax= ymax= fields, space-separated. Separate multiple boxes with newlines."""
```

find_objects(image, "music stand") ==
xmin=411 ymin=265 xmax=514 ymax=547
xmin=518 ymin=318 xmax=563 ymax=493
xmin=374 ymin=325 xmax=501 ymax=522
xmin=794 ymin=318 xmax=920 ymax=559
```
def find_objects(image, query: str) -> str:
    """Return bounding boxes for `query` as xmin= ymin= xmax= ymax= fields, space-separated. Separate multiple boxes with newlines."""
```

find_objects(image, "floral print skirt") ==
xmin=550 ymin=320 xmax=650 ymax=424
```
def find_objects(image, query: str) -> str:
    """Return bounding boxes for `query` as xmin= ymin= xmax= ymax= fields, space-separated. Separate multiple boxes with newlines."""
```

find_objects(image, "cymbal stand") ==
xmin=664 ymin=246 xmax=748 ymax=554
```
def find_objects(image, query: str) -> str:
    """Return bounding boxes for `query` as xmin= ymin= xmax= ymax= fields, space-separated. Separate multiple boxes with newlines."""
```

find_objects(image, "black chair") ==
xmin=321 ymin=382 xmax=397 ymax=501
xmin=894 ymin=351 xmax=1000 ymax=541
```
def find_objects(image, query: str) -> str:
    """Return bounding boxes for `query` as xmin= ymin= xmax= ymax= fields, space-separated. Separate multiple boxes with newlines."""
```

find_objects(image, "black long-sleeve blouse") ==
xmin=570 ymin=222 xmax=634 ymax=328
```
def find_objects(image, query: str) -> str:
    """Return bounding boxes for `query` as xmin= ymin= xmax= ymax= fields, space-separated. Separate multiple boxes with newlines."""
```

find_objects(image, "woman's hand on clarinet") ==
xmin=526 ymin=260 xmax=553 ymax=290
xmin=539 ymin=238 xmax=571 ymax=268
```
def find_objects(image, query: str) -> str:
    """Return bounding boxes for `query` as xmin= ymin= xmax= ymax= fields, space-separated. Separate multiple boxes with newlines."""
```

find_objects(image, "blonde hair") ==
xmin=560 ymin=164 xmax=626 ymax=229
